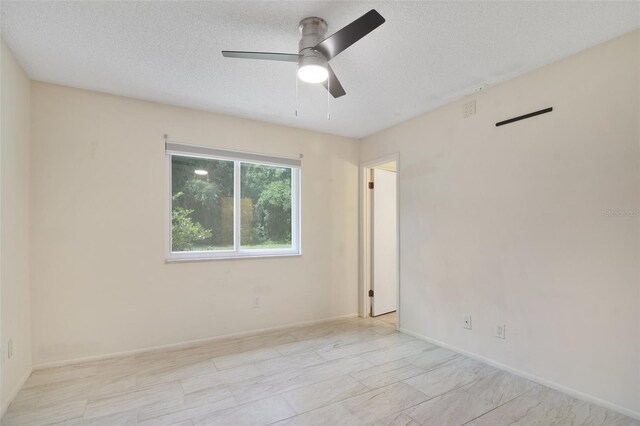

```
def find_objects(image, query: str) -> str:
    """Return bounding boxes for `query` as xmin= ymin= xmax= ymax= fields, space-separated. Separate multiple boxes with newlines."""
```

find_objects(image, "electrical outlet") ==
xmin=463 ymin=316 xmax=472 ymax=330
xmin=496 ymin=324 xmax=506 ymax=339
xmin=7 ymin=338 xmax=13 ymax=359
xmin=253 ymin=297 xmax=261 ymax=308
xmin=463 ymin=100 xmax=476 ymax=118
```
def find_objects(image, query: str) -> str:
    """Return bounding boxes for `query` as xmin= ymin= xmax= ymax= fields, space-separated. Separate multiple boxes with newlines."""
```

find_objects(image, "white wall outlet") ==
xmin=253 ymin=297 xmax=261 ymax=308
xmin=496 ymin=324 xmax=506 ymax=339
xmin=7 ymin=338 xmax=13 ymax=359
xmin=463 ymin=315 xmax=472 ymax=330
xmin=463 ymin=100 xmax=476 ymax=118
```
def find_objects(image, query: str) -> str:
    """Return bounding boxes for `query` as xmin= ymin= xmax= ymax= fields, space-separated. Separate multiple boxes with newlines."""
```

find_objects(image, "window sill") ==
xmin=165 ymin=252 xmax=302 ymax=263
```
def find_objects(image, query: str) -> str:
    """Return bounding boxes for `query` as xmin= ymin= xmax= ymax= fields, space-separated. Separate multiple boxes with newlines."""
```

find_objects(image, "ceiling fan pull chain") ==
xmin=295 ymin=67 xmax=299 ymax=117
xmin=327 ymin=75 xmax=331 ymax=121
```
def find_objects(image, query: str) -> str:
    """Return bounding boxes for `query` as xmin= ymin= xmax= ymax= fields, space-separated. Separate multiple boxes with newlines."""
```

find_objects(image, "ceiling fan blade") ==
xmin=314 ymin=9 xmax=385 ymax=60
xmin=221 ymin=51 xmax=299 ymax=62
xmin=322 ymin=65 xmax=346 ymax=98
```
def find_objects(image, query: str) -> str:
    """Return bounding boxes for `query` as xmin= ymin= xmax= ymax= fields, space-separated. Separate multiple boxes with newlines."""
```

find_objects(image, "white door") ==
xmin=371 ymin=168 xmax=397 ymax=316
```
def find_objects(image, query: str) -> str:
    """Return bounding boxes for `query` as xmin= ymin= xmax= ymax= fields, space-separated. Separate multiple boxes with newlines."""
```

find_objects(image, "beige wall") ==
xmin=0 ymin=40 xmax=32 ymax=414
xmin=360 ymin=30 xmax=640 ymax=416
xmin=29 ymin=83 xmax=360 ymax=366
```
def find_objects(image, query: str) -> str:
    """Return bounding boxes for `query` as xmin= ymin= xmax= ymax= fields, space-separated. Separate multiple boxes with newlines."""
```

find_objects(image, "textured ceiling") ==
xmin=1 ymin=1 xmax=638 ymax=138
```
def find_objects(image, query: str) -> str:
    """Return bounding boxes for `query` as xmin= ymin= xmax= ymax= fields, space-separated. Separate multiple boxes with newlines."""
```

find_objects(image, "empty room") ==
xmin=1 ymin=1 xmax=639 ymax=425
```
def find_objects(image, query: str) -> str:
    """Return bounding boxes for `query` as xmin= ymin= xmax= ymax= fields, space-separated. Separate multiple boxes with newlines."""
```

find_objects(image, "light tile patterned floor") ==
xmin=375 ymin=312 xmax=397 ymax=327
xmin=2 ymin=317 xmax=637 ymax=426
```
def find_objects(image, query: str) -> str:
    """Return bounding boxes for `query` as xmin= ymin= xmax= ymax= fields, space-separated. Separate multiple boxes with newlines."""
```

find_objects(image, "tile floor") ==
xmin=375 ymin=312 xmax=397 ymax=327
xmin=2 ymin=316 xmax=637 ymax=426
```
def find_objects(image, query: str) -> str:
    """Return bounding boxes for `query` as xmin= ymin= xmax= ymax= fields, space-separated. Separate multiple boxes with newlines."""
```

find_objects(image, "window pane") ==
xmin=240 ymin=163 xmax=292 ymax=249
xmin=171 ymin=156 xmax=234 ymax=252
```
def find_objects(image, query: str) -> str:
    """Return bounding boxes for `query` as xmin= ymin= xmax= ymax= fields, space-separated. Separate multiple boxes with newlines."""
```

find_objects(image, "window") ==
xmin=166 ymin=142 xmax=300 ymax=260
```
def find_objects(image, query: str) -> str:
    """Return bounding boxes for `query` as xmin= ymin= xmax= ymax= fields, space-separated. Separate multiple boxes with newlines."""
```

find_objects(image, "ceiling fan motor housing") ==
xmin=298 ymin=17 xmax=328 ymax=68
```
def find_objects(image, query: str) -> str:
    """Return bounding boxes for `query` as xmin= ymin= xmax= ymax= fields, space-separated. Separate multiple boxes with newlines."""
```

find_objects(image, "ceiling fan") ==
xmin=221 ymin=9 xmax=385 ymax=98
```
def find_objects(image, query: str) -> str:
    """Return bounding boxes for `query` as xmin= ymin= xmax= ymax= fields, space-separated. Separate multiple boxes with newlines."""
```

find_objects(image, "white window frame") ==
xmin=165 ymin=142 xmax=301 ymax=261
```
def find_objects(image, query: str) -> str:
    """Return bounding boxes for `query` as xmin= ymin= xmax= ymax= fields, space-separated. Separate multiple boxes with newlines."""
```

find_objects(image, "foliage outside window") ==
xmin=168 ymin=151 xmax=300 ymax=260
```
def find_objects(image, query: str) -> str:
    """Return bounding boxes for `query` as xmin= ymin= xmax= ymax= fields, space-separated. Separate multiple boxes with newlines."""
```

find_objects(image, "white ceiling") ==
xmin=1 ymin=1 xmax=638 ymax=138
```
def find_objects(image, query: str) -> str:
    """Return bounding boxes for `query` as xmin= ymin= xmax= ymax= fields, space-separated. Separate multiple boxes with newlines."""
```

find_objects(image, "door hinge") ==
xmin=368 ymin=289 xmax=374 ymax=297
xmin=368 ymin=182 xmax=374 ymax=189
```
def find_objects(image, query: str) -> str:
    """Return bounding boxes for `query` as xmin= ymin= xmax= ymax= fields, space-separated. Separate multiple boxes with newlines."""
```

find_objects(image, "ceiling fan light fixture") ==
xmin=298 ymin=63 xmax=328 ymax=83
xmin=297 ymin=52 xmax=329 ymax=84
xmin=222 ymin=9 xmax=385 ymax=97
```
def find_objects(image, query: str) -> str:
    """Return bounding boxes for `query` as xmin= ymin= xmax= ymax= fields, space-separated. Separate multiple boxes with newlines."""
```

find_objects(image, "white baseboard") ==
xmin=399 ymin=327 xmax=640 ymax=421
xmin=1 ymin=367 xmax=32 ymax=418
xmin=34 ymin=313 xmax=359 ymax=370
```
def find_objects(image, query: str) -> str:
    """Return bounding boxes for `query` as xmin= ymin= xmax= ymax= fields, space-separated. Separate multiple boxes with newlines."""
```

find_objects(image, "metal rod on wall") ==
xmin=495 ymin=107 xmax=553 ymax=127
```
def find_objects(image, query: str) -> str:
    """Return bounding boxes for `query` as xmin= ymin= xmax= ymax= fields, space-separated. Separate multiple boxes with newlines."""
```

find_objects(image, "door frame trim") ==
xmin=359 ymin=153 xmax=400 ymax=330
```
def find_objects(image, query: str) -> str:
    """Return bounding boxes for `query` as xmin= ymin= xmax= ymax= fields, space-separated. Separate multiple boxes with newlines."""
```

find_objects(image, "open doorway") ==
xmin=361 ymin=155 xmax=399 ymax=329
